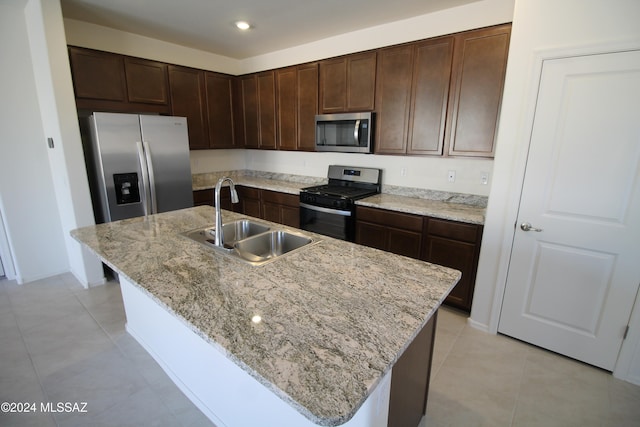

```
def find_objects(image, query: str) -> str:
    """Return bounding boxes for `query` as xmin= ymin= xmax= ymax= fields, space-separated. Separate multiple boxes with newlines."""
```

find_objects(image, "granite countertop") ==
xmin=192 ymin=171 xmax=322 ymax=195
xmin=357 ymin=194 xmax=486 ymax=225
xmin=192 ymin=171 xmax=486 ymax=225
xmin=71 ymin=206 xmax=460 ymax=426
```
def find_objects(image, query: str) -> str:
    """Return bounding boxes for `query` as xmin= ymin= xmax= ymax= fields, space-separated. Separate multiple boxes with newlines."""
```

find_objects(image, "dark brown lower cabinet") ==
xmin=192 ymin=190 xmax=213 ymax=207
xmin=355 ymin=206 xmax=423 ymax=259
xmin=356 ymin=206 xmax=483 ymax=312
xmin=194 ymin=186 xmax=300 ymax=229
xmin=388 ymin=311 xmax=437 ymax=427
xmin=235 ymin=186 xmax=262 ymax=218
xmin=422 ymin=217 xmax=483 ymax=312
xmin=262 ymin=189 xmax=300 ymax=228
xmin=192 ymin=188 xmax=233 ymax=211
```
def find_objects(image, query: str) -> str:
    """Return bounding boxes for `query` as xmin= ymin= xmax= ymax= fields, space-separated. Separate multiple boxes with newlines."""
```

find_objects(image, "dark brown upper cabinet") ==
xmin=69 ymin=46 xmax=169 ymax=114
xmin=168 ymin=65 xmax=209 ymax=149
xmin=69 ymin=47 xmax=127 ymax=102
xmin=374 ymin=36 xmax=460 ymax=156
xmin=69 ymin=23 xmax=509 ymax=156
xmin=445 ymin=24 xmax=511 ymax=157
xmin=257 ymin=71 xmax=277 ymax=149
xmin=240 ymin=74 xmax=260 ymax=149
xmin=240 ymin=72 xmax=277 ymax=149
xmin=276 ymin=67 xmax=298 ymax=151
xmin=374 ymin=44 xmax=414 ymax=155
xmin=377 ymin=37 xmax=454 ymax=156
xmin=276 ymin=63 xmax=319 ymax=151
xmin=319 ymin=51 xmax=376 ymax=113
xmin=205 ymin=72 xmax=236 ymax=149
xmin=296 ymin=63 xmax=319 ymax=151
xmin=124 ymin=57 xmax=169 ymax=105
xmin=169 ymin=66 xmax=237 ymax=150
xmin=408 ymin=37 xmax=454 ymax=155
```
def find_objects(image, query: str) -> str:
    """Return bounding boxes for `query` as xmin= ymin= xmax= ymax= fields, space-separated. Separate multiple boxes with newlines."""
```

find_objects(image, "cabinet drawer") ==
xmin=237 ymin=186 xmax=261 ymax=199
xmin=426 ymin=218 xmax=480 ymax=243
xmin=356 ymin=206 xmax=423 ymax=232
xmin=262 ymin=189 xmax=299 ymax=207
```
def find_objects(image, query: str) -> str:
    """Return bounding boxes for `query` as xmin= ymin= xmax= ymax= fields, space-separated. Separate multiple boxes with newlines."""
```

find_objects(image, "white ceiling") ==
xmin=60 ymin=0 xmax=479 ymax=59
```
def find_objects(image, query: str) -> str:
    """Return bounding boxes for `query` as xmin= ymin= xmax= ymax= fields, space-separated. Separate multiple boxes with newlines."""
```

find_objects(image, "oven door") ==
xmin=299 ymin=203 xmax=354 ymax=241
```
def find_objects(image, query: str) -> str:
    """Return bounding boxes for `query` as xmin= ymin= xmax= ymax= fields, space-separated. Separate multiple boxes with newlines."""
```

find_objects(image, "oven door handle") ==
xmin=300 ymin=203 xmax=352 ymax=217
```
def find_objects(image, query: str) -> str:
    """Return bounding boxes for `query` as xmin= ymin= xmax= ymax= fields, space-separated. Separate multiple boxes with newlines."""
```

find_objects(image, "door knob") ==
xmin=520 ymin=222 xmax=543 ymax=232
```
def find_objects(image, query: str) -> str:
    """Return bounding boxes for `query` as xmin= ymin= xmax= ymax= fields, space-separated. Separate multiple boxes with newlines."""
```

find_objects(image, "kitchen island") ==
xmin=71 ymin=206 xmax=460 ymax=427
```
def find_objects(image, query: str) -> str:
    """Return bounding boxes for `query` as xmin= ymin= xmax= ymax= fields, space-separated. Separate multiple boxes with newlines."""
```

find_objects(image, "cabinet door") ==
xmin=408 ymin=37 xmax=454 ymax=155
xmin=319 ymin=57 xmax=347 ymax=113
xmin=423 ymin=217 xmax=483 ymax=312
xmin=69 ymin=47 xmax=126 ymax=102
xmin=124 ymin=57 xmax=169 ymax=105
xmin=281 ymin=205 xmax=300 ymax=228
xmin=237 ymin=186 xmax=262 ymax=218
xmin=375 ymin=45 xmax=414 ymax=154
xmin=355 ymin=221 xmax=388 ymax=251
xmin=319 ymin=52 xmax=376 ymax=113
xmin=168 ymin=66 xmax=209 ymax=150
xmin=347 ymin=52 xmax=377 ymax=111
xmin=240 ymin=75 xmax=260 ymax=148
xmin=206 ymin=72 xmax=236 ymax=148
xmin=257 ymin=71 xmax=277 ymax=149
xmin=424 ymin=236 xmax=477 ymax=311
xmin=262 ymin=202 xmax=281 ymax=223
xmin=193 ymin=189 xmax=233 ymax=210
xmin=355 ymin=206 xmax=423 ymax=259
xmin=446 ymin=24 xmax=510 ymax=157
xmin=192 ymin=190 xmax=213 ymax=206
xmin=277 ymin=64 xmax=318 ymax=151
xmin=387 ymin=228 xmax=423 ymax=259
xmin=232 ymin=77 xmax=246 ymax=150
xmin=263 ymin=202 xmax=300 ymax=227
xmin=297 ymin=63 xmax=319 ymax=151
xmin=262 ymin=190 xmax=300 ymax=227
xmin=276 ymin=67 xmax=297 ymax=150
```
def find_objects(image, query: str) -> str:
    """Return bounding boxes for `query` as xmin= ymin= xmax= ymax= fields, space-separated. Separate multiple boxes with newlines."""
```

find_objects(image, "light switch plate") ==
xmin=481 ymin=171 xmax=489 ymax=185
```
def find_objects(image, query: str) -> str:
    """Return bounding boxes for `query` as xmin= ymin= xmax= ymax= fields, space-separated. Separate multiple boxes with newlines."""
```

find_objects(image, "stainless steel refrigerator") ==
xmin=82 ymin=112 xmax=193 ymax=223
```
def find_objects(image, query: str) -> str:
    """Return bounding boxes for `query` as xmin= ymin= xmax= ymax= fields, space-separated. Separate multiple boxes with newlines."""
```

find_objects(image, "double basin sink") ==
xmin=182 ymin=219 xmax=319 ymax=266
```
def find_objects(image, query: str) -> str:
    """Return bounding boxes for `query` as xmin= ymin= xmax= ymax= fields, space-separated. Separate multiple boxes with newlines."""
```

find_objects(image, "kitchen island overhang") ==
xmin=71 ymin=206 xmax=460 ymax=426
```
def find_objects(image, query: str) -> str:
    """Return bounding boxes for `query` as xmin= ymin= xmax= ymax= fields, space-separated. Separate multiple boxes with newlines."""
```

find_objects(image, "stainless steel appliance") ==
xmin=81 ymin=112 xmax=193 ymax=223
xmin=315 ymin=112 xmax=374 ymax=153
xmin=300 ymin=165 xmax=382 ymax=241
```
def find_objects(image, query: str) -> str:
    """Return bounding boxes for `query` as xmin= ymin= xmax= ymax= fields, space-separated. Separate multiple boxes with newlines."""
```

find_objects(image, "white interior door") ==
xmin=499 ymin=50 xmax=640 ymax=371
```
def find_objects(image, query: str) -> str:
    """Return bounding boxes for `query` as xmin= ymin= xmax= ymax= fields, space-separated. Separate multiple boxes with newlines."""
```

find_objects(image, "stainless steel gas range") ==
xmin=299 ymin=165 xmax=382 ymax=241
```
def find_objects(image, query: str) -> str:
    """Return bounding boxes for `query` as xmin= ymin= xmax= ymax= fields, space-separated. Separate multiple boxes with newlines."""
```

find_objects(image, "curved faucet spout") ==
xmin=214 ymin=177 xmax=239 ymax=247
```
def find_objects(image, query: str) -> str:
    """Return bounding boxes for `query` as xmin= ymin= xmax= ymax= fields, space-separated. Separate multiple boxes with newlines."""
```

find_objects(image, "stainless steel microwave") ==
xmin=315 ymin=112 xmax=373 ymax=153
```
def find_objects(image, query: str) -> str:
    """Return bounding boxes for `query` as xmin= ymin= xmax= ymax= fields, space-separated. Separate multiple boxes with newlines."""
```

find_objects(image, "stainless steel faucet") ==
xmin=214 ymin=177 xmax=239 ymax=247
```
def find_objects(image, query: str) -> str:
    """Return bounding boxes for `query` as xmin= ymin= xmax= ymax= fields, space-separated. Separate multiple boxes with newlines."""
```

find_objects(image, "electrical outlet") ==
xmin=400 ymin=168 xmax=407 ymax=177
xmin=447 ymin=170 xmax=456 ymax=183
xmin=481 ymin=171 xmax=489 ymax=185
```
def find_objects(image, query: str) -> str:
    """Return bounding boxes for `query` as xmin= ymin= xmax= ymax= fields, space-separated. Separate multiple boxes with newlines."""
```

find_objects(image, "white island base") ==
xmin=120 ymin=276 xmax=394 ymax=427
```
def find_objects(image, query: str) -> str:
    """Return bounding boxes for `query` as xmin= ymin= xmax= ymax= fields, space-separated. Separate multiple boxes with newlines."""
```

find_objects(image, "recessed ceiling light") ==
xmin=235 ymin=21 xmax=251 ymax=31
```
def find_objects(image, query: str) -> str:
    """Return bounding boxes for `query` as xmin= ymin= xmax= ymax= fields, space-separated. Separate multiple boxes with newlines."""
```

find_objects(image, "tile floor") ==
xmin=1 ymin=273 xmax=639 ymax=427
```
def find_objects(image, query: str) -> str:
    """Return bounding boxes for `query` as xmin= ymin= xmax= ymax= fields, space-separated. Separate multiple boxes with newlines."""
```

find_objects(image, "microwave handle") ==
xmin=353 ymin=119 xmax=361 ymax=145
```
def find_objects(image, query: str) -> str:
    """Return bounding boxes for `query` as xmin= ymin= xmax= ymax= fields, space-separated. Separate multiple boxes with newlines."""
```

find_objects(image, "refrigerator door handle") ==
xmin=136 ymin=141 xmax=150 ymax=216
xmin=142 ymin=140 xmax=158 ymax=214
